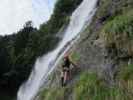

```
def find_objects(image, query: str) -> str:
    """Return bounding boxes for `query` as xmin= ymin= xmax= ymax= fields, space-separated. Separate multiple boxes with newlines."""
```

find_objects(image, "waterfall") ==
xmin=17 ymin=0 xmax=97 ymax=100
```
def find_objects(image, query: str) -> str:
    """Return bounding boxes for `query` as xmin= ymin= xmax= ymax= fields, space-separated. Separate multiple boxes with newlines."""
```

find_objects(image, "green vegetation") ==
xmin=96 ymin=0 xmax=133 ymax=21
xmin=40 ymin=64 xmax=133 ymax=100
xmin=74 ymin=70 xmax=133 ymax=100
xmin=40 ymin=68 xmax=133 ymax=100
xmin=0 ymin=0 xmax=83 ymax=99
xmin=38 ymin=1 xmax=133 ymax=100
xmin=116 ymin=64 xmax=133 ymax=95
xmin=101 ymin=10 xmax=133 ymax=56
xmin=40 ymin=87 xmax=66 ymax=100
xmin=117 ymin=64 xmax=133 ymax=81
xmin=39 ymin=81 xmax=78 ymax=100
xmin=0 ymin=0 xmax=132 ymax=100
xmin=73 ymin=64 xmax=133 ymax=100
xmin=37 ymin=0 xmax=133 ymax=100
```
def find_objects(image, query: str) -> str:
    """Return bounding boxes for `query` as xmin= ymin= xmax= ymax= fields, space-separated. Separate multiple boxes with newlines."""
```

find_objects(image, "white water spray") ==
xmin=17 ymin=0 xmax=97 ymax=100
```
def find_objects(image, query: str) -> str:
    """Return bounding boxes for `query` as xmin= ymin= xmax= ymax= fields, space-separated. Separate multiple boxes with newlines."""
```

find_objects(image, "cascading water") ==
xmin=17 ymin=0 xmax=98 ymax=100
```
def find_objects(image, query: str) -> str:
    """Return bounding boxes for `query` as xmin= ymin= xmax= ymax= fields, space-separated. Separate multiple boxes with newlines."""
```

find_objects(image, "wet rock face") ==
xmin=73 ymin=0 xmax=133 ymax=84
xmin=74 ymin=35 xmax=117 ymax=84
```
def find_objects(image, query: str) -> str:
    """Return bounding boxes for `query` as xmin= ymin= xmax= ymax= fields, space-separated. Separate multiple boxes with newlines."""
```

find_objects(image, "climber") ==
xmin=61 ymin=54 xmax=77 ymax=87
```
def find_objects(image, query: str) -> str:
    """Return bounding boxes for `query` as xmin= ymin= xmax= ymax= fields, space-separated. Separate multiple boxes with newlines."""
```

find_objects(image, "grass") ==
xmin=102 ymin=10 xmax=133 ymax=42
xmin=40 ymin=87 xmax=65 ymax=100
xmin=101 ymin=10 xmax=133 ymax=55
xmin=116 ymin=64 xmax=133 ymax=95
xmin=39 ymin=85 xmax=74 ymax=100
xmin=40 ymin=64 xmax=133 ymax=100
xmin=74 ymin=71 xmax=133 ymax=100
xmin=117 ymin=64 xmax=133 ymax=81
